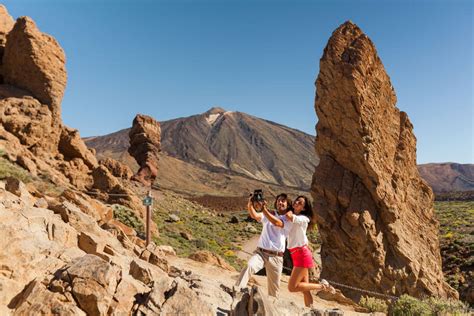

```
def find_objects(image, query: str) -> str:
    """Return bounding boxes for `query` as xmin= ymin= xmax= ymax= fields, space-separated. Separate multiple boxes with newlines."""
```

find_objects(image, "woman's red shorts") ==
xmin=289 ymin=245 xmax=314 ymax=268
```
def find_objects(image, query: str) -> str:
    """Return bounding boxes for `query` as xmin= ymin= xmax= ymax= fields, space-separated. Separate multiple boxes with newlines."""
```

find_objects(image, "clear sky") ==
xmin=3 ymin=0 xmax=473 ymax=164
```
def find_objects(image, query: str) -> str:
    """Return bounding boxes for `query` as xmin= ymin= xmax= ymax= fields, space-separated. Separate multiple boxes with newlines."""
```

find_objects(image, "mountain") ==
xmin=418 ymin=163 xmax=474 ymax=193
xmin=85 ymin=107 xmax=318 ymax=196
xmin=85 ymin=108 xmax=474 ymax=196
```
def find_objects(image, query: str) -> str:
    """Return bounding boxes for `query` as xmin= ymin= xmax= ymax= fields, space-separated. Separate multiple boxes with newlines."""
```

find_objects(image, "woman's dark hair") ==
xmin=295 ymin=195 xmax=315 ymax=229
xmin=274 ymin=193 xmax=292 ymax=211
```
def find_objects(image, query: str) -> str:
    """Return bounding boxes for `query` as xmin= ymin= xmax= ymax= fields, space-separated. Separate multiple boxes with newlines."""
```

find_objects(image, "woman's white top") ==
xmin=283 ymin=214 xmax=310 ymax=249
xmin=257 ymin=213 xmax=287 ymax=252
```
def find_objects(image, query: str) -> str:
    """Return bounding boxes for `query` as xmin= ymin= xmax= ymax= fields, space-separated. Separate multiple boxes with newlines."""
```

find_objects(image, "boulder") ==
xmin=189 ymin=250 xmax=235 ymax=271
xmin=10 ymin=280 xmax=86 ymax=315
xmin=92 ymin=165 xmax=120 ymax=192
xmin=59 ymin=126 xmax=98 ymax=169
xmin=100 ymin=157 xmax=133 ymax=180
xmin=311 ymin=21 xmax=457 ymax=300
xmin=159 ymin=278 xmax=214 ymax=315
xmin=0 ymin=94 xmax=55 ymax=153
xmin=128 ymin=114 xmax=161 ymax=187
xmin=66 ymin=254 xmax=120 ymax=315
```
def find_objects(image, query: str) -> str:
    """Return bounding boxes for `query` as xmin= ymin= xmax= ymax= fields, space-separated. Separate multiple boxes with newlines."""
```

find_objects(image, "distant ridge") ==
xmin=418 ymin=163 xmax=474 ymax=193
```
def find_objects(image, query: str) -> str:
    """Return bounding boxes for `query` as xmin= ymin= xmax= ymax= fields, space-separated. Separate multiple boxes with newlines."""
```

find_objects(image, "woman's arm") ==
xmin=262 ymin=202 xmax=284 ymax=228
xmin=247 ymin=198 xmax=263 ymax=222
xmin=285 ymin=211 xmax=294 ymax=222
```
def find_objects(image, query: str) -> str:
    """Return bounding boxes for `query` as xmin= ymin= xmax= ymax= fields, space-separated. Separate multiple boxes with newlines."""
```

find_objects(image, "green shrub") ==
xmin=112 ymin=204 xmax=144 ymax=234
xmin=0 ymin=157 xmax=32 ymax=183
xmin=391 ymin=295 xmax=431 ymax=316
xmin=424 ymin=297 xmax=468 ymax=316
xmin=359 ymin=296 xmax=388 ymax=313
xmin=390 ymin=295 xmax=469 ymax=316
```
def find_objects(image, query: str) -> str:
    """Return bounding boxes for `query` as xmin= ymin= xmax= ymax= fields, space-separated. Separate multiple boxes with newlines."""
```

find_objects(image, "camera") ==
xmin=251 ymin=189 xmax=264 ymax=203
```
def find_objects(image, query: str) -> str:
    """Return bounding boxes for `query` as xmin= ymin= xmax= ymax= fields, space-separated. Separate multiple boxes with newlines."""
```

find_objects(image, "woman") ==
xmin=262 ymin=195 xmax=335 ymax=307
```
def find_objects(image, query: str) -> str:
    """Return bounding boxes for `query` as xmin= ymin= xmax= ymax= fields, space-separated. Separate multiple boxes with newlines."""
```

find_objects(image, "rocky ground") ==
xmin=0 ymin=174 xmax=373 ymax=315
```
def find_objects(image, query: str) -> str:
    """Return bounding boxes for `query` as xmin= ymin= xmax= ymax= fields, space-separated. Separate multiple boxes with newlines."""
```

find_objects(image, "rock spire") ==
xmin=311 ymin=21 xmax=457 ymax=300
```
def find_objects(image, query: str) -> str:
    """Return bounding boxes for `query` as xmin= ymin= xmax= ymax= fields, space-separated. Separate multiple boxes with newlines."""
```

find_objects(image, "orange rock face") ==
xmin=311 ymin=21 xmax=457 ymax=300
xmin=128 ymin=114 xmax=161 ymax=187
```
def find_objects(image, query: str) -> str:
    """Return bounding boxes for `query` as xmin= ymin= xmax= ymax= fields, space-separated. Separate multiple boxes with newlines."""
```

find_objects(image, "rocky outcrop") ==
xmin=3 ymin=16 xmax=66 ymax=124
xmin=189 ymin=250 xmax=236 ymax=271
xmin=128 ymin=114 xmax=161 ymax=187
xmin=0 ymin=5 xmax=14 ymax=84
xmin=100 ymin=157 xmax=133 ymax=180
xmin=311 ymin=21 xmax=457 ymax=300
xmin=0 ymin=8 xmax=97 ymax=192
xmin=59 ymin=126 xmax=98 ymax=169
xmin=0 ymin=5 xmax=14 ymax=45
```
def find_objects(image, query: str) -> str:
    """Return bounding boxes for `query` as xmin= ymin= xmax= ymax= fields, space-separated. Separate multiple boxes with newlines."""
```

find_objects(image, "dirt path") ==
xmin=236 ymin=235 xmax=259 ymax=260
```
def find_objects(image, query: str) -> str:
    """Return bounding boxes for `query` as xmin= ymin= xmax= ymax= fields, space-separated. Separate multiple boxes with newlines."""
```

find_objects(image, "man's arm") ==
xmin=247 ymin=198 xmax=263 ymax=222
xmin=262 ymin=202 xmax=284 ymax=228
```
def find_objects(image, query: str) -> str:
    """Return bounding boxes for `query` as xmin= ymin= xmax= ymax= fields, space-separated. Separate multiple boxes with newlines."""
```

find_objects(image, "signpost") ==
xmin=143 ymin=191 xmax=153 ymax=246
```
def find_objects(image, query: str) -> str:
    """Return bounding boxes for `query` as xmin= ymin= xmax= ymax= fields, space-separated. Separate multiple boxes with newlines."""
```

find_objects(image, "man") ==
xmin=235 ymin=193 xmax=291 ymax=297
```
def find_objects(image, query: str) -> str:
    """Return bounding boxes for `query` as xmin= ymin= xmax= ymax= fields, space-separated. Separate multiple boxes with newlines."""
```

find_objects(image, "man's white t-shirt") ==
xmin=257 ymin=213 xmax=287 ymax=253
xmin=283 ymin=214 xmax=310 ymax=249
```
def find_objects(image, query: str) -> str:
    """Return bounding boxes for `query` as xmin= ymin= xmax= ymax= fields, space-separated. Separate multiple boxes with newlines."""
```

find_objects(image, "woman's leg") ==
xmin=302 ymin=270 xmax=313 ymax=307
xmin=288 ymin=267 xmax=325 ymax=293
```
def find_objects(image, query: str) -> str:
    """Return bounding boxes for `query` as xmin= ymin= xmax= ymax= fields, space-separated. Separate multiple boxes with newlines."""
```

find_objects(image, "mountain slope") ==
xmin=84 ymin=109 xmax=474 ymax=195
xmin=418 ymin=163 xmax=474 ymax=193
xmin=86 ymin=107 xmax=318 ymax=191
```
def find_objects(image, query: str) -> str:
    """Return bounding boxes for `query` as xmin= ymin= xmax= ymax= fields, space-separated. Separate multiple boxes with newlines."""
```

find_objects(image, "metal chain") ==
xmin=325 ymin=280 xmax=398 ymax=301
xmin=240 ymin=249 xmax=398 ymax=301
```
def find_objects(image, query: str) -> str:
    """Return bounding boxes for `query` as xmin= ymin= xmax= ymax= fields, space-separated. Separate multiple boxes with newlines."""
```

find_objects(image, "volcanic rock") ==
xmin=128 ymin=114 xmax=161 ymax=187
xmin=0 ymin=5 xmax=14 ymax=45
xmin=3 ymin=17 xmax=66 ymax=125
xmin=59 ymin=126 xmax=98 ymax=169
xmin=100 ymin=157 xmax=133 ymax=180
xmin=311 ymin=21 xmax=457 ymax=300
xmin=188 ymin=250 xmax=235 ymax=271
xmin=0 ymin=5 xmax=14 ymax=84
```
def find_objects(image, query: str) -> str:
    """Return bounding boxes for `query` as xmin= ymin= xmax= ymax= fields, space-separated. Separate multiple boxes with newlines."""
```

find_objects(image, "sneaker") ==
xmin=320 ymin=279 xmax=336 ymax=294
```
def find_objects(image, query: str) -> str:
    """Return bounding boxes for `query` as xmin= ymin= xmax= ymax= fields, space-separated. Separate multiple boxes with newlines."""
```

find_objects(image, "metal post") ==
xmin=146 ymin=190 xmax=151 ymax=246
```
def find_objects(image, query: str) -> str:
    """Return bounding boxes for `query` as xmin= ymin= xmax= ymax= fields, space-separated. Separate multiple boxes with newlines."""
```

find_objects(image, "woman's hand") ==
xmin=285 ymin=211 xmax=294 ymax=221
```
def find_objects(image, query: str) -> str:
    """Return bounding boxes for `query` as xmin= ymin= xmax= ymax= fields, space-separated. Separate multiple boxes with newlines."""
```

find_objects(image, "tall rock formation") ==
xmin=0 ymin=5 xmax=14 ymax=84
xmin=2 ymin=16 xmax=66 ymax=124
xmin=0 ymin=10 xmax=99 ymax=191
xmin=311 ymin=21 xmax=457 ymax=300
xmin=128 ymin=114 xmax=161 ymax=187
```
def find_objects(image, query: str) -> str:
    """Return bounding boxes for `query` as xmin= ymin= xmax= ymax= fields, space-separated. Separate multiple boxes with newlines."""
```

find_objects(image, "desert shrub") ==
xmin=424 ymin=297 xmax=468 ymax=315
xmin=112 ymin=204 xmax=144 ymax=234
xmin=359 ymin=296 xmax=388 ymax=313
xmin=391 ymin=295 xmax=431 ymax=316
xmin=390 ymin=295 xmax=469 ymax=316
xmin=0 ymin=157 xmax=33 ymax=183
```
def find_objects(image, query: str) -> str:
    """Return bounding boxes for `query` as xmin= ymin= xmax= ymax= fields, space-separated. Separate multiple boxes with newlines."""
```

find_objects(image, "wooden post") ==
xmin=146 ymin=190 xmax=151 ymax=246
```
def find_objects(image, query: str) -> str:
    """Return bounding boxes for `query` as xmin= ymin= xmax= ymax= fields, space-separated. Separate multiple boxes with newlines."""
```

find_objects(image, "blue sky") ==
xmin=3 ymin=0 xmax=473 ymax=164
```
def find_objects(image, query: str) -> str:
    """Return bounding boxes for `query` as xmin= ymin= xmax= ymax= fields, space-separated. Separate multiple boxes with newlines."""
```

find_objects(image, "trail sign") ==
xmin=143 ymin=196 xmax=153 ymax=206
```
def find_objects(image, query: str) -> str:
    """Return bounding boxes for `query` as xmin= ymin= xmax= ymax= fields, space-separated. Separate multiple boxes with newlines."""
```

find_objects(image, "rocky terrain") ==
xmin=0 ymin=6 xmax=374 ymax=315
xmin=0 ymin=4 xmax=470 ymax=315
xmin=311 ymin=21 xmax=457 ymax=301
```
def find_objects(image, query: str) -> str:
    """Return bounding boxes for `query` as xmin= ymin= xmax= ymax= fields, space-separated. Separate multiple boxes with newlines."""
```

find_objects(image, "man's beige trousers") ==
xmin=235 ymin=248 xmax=283 ymax=297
